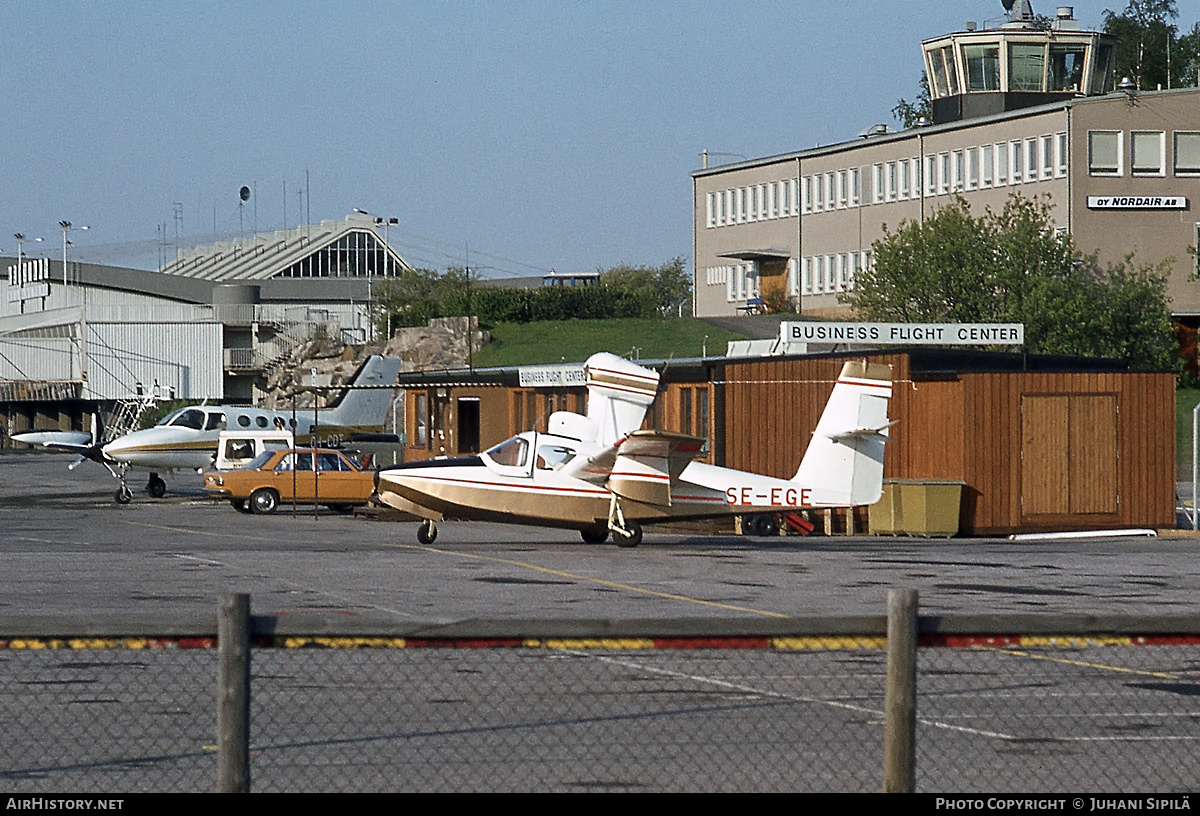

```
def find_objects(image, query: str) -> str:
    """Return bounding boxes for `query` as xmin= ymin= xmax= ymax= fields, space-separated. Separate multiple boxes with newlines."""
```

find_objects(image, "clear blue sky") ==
xmin=3 ymin=1 xmax=1198 ymax=278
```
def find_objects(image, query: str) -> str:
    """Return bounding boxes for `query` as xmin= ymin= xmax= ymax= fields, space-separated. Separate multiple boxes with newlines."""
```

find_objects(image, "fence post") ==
xmin=217 ymin=593 xmax=251 ymax=793
xmin=883 ymin=588 xmax=918 ymax=793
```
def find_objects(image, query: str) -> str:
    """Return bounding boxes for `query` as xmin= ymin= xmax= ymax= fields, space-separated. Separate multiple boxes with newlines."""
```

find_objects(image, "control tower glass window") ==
xmin=1089 ymin=43 xmax=1116 ymax=94
xmin=963 ymin=44 xmax=1001 ymax=92
xmin=928 ymin=45 xmax=958 ymax=97
xmin=1048 ymin=44 xmax=1087 ymax=92
xmin=1009 ymin=43 xmax=1046 ymax=92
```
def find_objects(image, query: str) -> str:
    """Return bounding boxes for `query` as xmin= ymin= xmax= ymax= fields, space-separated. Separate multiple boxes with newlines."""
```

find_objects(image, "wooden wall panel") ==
xmin=1022 ymin=395 xmax=1070 ymax=516
xmin=1069 ymin=395 xmax=1117 ymax=514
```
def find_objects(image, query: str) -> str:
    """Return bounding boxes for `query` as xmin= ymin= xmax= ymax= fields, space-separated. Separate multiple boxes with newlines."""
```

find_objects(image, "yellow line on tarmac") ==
xmin=979 ymin=646 xmax=1181 ymax=680
xmin=388 ymin=542 xmax=793 ymax=619
xmin=123 ymin=519 xmax=278 ymax=543
xmin=122 ymin=520 xmax=791 ymax=619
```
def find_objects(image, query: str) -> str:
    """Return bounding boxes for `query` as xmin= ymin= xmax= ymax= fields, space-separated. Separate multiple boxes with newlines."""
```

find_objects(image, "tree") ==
xmin=892 ymin=73 xmax=931 ymax=130
xmin=1104 ymin=1 xmax=1181 ymax=89
xmin=373 ymin=266 xmax=458 ymax=334
xmin=841 ymin=194 xmax=1178 ymax=370
xmin=600 ymin=257 xmax=692 ymax=317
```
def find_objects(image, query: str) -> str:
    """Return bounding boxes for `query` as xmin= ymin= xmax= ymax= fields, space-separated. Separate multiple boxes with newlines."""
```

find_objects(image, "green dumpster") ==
xmin=870 ymin=479 xmax=965 ymax=537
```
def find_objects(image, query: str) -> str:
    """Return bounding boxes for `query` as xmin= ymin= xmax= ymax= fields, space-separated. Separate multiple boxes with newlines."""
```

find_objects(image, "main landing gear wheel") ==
xmin=146 ymin=474 xmax=167 ymax=499
xmin=417 ymin=520 xmax=438 ymax=545
xmin=115 ymin=484 xmax=133 ymax=505
xmin=250 ymin=488 xmax=280 ymax=515
xmin=580 ymin=527 xmax=609 ymax=545
xmin=614 ymin=521 xmax=642 ymax=548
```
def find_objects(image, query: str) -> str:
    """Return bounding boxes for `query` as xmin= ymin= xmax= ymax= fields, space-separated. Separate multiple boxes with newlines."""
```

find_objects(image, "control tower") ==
xmin=922 ymin=1 xmax=1117 ymax=124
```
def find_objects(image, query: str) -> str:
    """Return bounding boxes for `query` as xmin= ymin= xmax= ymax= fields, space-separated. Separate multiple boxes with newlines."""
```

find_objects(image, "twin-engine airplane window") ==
xmin=169 ymin=409 xmax=205 ymax=430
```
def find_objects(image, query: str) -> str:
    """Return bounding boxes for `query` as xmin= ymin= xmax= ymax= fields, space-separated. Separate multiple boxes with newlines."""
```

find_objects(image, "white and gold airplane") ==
xmin=13 ymin=355 xmax=401 ymax=504
xmin=375 ymin=352 xmax=893 ymax=547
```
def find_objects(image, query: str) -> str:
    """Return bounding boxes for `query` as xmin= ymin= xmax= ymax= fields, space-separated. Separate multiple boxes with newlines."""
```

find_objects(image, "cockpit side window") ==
xmin=536 ymin=445 xmax=576 ymax=470
xmin=205 ymin=412 xmax=226 ymax=431
xmin=486 ymin=436 xmax=529 ymax=468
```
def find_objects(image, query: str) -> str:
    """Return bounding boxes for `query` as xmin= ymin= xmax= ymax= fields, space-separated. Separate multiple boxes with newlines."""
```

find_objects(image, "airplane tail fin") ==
xmin=322 ymin=355 xmax=402 ymax=430
xmin=793 ymin=360 xmax=894 ymax=506
xmin=584 ymin=352 xmax=660 ymax=447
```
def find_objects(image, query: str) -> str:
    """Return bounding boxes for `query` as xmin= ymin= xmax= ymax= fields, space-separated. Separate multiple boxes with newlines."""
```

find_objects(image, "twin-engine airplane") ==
xmin=375 ymin=352 xmax=893 ymax=547
xmin=13 ymin=355 xmax=401 ymax=504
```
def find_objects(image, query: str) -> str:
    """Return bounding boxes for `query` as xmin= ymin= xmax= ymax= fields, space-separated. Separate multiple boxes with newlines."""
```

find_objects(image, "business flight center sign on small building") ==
xmin=781 ymin=322 xmax=1024 ymax=345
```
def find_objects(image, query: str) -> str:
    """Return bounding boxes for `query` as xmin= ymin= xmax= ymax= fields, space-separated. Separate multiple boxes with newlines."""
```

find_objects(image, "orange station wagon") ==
xmin=205 ymin=448 xmax=375 ymax=514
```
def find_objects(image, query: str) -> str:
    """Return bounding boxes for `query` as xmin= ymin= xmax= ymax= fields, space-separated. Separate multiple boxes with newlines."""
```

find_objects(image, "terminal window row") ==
xmin=704 ymin=251 xmax=873 ymax=302
xmin=1088 ymin=131 xmax=1200 ymax=177
xmin=705 ymin=133 xmax=1068 ymax=228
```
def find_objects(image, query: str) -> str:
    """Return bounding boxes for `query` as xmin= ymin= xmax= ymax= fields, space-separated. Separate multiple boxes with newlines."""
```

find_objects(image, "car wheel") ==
xmin=580 ymin=527 xmax=609 ymax=544
xmin=231 ymin=499 xmax=251 ymax=514
xmin=250 ymin=488 xmax=280 ymax=515
xmin=325 ymin=504 xmax=355 ymax=514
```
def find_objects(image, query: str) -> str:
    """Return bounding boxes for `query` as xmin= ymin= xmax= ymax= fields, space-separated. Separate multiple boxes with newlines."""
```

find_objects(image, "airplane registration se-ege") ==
xmin=374 ymin=352 xmax=894 ymax=547
xmin=13 ymin=355 xmax=402 ymax=504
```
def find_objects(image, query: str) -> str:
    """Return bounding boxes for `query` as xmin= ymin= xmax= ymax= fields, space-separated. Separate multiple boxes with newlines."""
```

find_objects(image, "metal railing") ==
xmin=2 ymin=594 xmax=1200 ymax=793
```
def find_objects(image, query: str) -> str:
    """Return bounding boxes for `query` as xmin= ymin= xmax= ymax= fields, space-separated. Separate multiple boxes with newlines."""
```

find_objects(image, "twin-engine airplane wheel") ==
xmin=417 ymin=520 xmax=438 ymax=545
xmin=146 ymin=474 xmax=167 ymax=499
xmin=115 ymin=484 xmax=133 ymax=505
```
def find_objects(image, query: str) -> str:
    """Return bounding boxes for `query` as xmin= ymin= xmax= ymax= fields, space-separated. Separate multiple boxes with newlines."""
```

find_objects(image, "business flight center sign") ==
xmin=782 ymin=322 xmax=1024 ymax=345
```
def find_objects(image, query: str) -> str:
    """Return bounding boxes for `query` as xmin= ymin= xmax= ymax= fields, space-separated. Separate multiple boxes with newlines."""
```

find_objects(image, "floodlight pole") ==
xmin=1192 ymin=401 xmax=1199 ymax=530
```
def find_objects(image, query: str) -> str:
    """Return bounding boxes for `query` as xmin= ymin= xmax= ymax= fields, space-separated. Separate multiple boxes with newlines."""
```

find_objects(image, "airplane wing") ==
xmin=606 ymin=430 xmax=707 ymax=507
xmin=10 ymin=430 xmax=95 ymax=453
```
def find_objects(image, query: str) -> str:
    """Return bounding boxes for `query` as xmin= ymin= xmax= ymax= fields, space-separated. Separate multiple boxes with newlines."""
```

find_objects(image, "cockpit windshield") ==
xmin=485 ymin=436 xmax=529 ymax=468
xmin=168 ymin=409 xmax=206 ymax=430
xmin=156 ymin=407 xmax=205 ymax=429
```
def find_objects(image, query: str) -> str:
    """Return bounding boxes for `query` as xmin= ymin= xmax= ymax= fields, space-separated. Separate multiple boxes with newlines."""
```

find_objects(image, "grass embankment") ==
xmin=470 ymin=318 xmax=746 ymax=368
xmin=1178 ymin=388 xmax=1200 ymax=474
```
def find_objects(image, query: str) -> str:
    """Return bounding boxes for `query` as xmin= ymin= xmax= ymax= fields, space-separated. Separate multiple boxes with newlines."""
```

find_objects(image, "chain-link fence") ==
xmin=2 ymin=596 xmax=1199 ymax=792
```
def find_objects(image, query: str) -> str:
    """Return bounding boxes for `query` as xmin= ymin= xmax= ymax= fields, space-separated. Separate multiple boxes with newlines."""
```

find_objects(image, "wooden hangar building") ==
xmin=396 ymin=349 xmax=1175 ymax=537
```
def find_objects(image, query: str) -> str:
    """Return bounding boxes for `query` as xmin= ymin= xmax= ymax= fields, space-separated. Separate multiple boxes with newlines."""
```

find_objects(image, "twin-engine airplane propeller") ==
xmin=375 ymin=352 xmax=894 ymax=547
xmin=13 ymin=355 xmax=401 ymax=504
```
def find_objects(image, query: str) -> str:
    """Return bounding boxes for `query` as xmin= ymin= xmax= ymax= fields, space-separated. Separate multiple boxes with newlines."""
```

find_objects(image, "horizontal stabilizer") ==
xmin=826 ymin=420 xmax=898 ymax=442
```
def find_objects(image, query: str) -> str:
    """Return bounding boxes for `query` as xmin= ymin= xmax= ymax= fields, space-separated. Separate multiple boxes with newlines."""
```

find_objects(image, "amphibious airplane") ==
xmin=13 ymin=355 xmax=402 ymax=504
xmin=375 ymin=352 xmax=893 ymax=547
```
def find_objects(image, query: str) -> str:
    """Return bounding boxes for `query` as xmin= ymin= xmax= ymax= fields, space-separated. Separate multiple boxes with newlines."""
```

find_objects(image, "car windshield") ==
xmin=246 ymin=451 xmax=276 ymax=470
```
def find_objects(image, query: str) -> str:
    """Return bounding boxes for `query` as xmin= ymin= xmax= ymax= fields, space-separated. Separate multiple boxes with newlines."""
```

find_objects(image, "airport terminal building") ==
xmin=1 ymin=213 xmax=411 ymax=437
xmin=692 ymin=6 xmax=1200 ymax=322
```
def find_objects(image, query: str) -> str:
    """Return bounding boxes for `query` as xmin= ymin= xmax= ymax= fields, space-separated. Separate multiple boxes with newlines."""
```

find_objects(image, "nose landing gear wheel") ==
xmin=115 ymin=484 xmax=133 ymax=505
xmin=417 ymin=520 xmax=438 ymax=545
xmin=614 ymin=521 xmax=642 ymax=548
